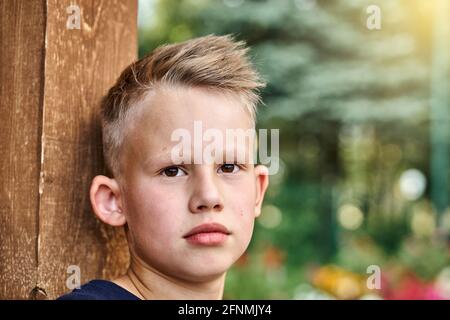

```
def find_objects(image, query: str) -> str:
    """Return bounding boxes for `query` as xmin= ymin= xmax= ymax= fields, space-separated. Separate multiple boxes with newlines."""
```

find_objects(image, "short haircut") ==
xmin=100 ymin=34 xmax=265 ymax=177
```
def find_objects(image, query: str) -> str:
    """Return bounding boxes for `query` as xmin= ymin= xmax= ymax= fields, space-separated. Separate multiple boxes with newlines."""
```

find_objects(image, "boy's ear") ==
xmin=90 ymin=175 xmax=126 ymax=227
xmin=254 ymin=165 xmax=269 ymax=218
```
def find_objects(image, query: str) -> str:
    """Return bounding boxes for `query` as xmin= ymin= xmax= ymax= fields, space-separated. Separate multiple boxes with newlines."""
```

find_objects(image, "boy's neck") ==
xmin=112 ymin=256 xmax=226 ymax=300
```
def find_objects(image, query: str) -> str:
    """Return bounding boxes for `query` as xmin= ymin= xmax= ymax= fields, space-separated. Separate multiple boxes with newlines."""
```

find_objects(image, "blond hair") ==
xmin=101 ymin=34 xmax=265 ymax=177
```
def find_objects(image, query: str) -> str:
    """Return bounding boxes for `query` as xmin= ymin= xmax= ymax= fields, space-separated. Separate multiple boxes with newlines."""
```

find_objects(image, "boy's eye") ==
xmin=218 ymin=164 xmax=240 ymax=174
xmin=161 ymin=166 xmax=186 ymax=177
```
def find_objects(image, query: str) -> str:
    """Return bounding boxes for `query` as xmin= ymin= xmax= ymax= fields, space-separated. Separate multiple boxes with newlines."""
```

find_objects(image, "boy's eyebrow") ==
xmin=142 ymin=145 xmax=254 ymax=168
xmin=142 ymin=152 xmax=175 ymax=168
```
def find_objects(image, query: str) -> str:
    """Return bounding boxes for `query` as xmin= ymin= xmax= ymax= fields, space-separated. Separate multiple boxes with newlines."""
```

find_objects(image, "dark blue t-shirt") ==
xmin=57 ymin=280 xmax=140 ymax=300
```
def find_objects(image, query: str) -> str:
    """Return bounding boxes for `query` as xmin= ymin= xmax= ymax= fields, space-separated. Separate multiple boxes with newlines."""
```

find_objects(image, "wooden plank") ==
xmin=0 ymin=0 xmax=45 ymax=299
xmin=37 ymin=0 xmax=137 ymax=299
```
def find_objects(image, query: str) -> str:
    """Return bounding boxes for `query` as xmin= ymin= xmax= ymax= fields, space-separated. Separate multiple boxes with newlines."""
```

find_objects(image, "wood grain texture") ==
xmin=1 ymin=0 xmax=137 ymax=299
xmin=38 ymin=0 xmax=137 ymax=299
xmin=0 ymin=0 xmax=45 ymax=299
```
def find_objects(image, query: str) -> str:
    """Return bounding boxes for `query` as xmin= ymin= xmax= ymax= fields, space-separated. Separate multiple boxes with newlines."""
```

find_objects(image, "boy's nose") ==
xmin=188 ymin=171 xmax=224 ymax=214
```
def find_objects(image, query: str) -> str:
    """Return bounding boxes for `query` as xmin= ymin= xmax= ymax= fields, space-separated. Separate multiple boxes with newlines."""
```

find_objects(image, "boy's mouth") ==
xmin=183 ymin=222 xmax=231 ymax=246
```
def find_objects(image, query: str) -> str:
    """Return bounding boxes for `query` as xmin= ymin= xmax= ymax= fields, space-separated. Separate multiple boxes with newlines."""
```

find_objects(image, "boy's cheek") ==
xmin=125 ymin=189 xmax=176 ymax=228
xmin=228 ymin=181 xmax=257 ymax=209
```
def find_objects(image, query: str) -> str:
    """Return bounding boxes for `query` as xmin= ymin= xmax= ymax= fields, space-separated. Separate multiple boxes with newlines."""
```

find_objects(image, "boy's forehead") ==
xmin=122 ymin=86 xmax=255 ymax=164
xmin=129 ymin=86 xmax=253 ymax=142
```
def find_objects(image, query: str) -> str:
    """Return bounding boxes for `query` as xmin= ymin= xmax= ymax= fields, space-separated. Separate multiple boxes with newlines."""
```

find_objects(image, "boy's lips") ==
xmin=183 ymin=222 xmax=231 ymax=246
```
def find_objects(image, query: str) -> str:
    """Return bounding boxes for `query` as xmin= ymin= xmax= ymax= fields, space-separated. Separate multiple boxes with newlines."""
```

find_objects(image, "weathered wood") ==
xmin=0 ymin=0 xmax=137 ymax=299
xmin=0 ymin=0 xmax=45 ymax=299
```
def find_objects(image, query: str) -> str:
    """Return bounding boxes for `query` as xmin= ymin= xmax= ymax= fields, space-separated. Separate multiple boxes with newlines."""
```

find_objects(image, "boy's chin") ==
xmin=172 ymin=256 xmax=237 ymax=283
xmin=180 ymin=268 xmax=229 ymax=283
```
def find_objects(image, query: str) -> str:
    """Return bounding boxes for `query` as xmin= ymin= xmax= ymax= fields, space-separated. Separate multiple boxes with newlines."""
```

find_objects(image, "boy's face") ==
xmin=99 ymin=86 xmax=268 ymax=282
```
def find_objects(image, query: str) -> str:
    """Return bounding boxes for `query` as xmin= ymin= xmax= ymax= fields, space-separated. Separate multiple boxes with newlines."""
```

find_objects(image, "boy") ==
xmin=58 ymin=34 xmax=269 ymax=300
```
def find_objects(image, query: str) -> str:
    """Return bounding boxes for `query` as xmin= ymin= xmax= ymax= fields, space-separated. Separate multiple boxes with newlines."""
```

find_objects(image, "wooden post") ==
xmin=0 ymin=0 xmax=137 ymax=299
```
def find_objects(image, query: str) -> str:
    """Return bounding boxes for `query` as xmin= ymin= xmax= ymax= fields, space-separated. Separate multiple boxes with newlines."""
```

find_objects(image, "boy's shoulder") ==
xmin=57 ymin=279 xmax=140 ymax=300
